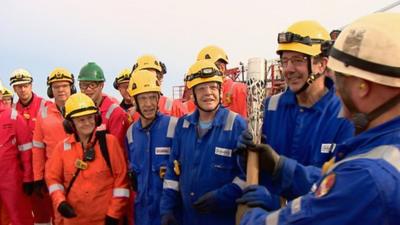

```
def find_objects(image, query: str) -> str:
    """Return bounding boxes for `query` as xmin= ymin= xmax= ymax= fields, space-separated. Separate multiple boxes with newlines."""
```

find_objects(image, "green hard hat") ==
xmin=78 ymin=62 xmax=105 ymax=82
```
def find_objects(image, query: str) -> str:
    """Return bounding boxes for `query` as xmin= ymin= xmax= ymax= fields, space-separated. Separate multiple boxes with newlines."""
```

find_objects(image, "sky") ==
xmin=1 ymin=0 xmax=399 ymax=101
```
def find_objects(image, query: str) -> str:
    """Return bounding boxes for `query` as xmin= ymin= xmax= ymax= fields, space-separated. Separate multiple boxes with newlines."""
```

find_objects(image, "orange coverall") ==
xmin=222 ymin=77 xmax=247 ymax=118
xmin=46 ymin=133 xmax=130 ymax=225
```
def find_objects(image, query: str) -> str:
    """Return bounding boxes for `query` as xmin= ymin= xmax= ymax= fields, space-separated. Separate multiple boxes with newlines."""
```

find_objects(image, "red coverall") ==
xmin=45 ymin=134 xmax=130 ymax=225
xmin=32 ymin=102 xmax=67 ymax=224
xmin=222 ymin=77 xmax=247 ymax=118
xmin=0 ymin=104 xmax=34 ymax=225
xmin=159 ymin=96 xmax=187 ymax=117
xmin=13 ymin=93 xmax=53 ymax=224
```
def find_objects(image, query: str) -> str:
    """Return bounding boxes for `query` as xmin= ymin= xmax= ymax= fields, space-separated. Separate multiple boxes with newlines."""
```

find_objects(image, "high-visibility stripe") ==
xmin=113 ymin=188 xmax=130 ymax=198
xmin=41 ymin=105 xmax=48 ymax=118
xmin=232 ymin=176 xmax=248 ymax=190
xmin=18 ymin=142 xmax=32 ymax=151
xmin=182 ymin=119 xmax=190 ymax=128
xmin=167 ymin=117 xmax=178 ymax=138
xmin=126 ymin=124 xmax=134 ymax=144
xmin=265 ymin=209 xmax=280 ymax=225
xmin=106 ymin=104 xmax=118 ymax=119
xmin=327 ymin=145 xmax=400 ymax=174
xmin=291 ymin=196 xmax=303 ymax=215
xmin=11 ymin=108 xmax=18 ymax=120
xmin=163 ymin=179 xmax=179 ymax=191
xmin=33 ymin=141 xmax=45 ymax=148
xmin=48 ymin=183 xmax=65 ymax=194
xmin=164 ymin=98 xmax=173 ymax=111
xmin=267 ymin=93 xmax=282 ymax=111
xmin=224 ymin=111 xmax=237 ymax=131
xmin=34 ymin=222 xmax=51 ymax=225
xmin=63 ymin=141 xmax=71 ymax=151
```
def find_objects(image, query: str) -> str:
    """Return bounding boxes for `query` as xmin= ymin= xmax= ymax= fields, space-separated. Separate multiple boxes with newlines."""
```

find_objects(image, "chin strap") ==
xmin=352 ymin=94 xmax=400 ymax=134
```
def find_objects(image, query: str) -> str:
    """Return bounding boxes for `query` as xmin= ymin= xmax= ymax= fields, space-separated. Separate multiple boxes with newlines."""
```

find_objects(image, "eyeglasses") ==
xmin=281 ymin=56 xmax=308 ymax=67
xmin=79 ymin=82 xmax=100 ymax=90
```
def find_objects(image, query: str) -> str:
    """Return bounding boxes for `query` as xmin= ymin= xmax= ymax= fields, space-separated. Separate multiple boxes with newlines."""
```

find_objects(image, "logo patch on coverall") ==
xmin=215 ymin=147 xmax=232 ymax=157
xmin=315 ymin=173 xmax=336 ymax=198
xmin=155 ymin=147 xmax=171 ymax=155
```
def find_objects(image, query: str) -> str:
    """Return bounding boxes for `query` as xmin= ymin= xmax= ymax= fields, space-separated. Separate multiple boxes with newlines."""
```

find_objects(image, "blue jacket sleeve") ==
xmin=241 ymin=158 xmax=395 ymax=225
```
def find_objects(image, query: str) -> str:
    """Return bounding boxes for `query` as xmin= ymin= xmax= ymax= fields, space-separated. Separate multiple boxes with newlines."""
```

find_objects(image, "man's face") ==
xmin=215 ymin=61 xmax=227 ymax=75
xmin=135 ymin=92 xmax=159 ymax=120
xmin=334 ymin=72 xmax=359 ymax=119
xmin=72 ymin=114 xmax=96 ymax=136
xmin=79 ymin=81 xmax=104 ymax=103
xmin=52 ymin=81 xmax=71 ymax=102
xmin=2 ymin=96 xmax=12 ymax=107
xmin=117 ymin=82 xmax=131 ymax=102
xmin=193 ymin=81 xmax=220 ymax=112
xmin=281 ymin=51 xmax=310 ymax=93
xmin=13 ymin=83 xmax=33 ymax=102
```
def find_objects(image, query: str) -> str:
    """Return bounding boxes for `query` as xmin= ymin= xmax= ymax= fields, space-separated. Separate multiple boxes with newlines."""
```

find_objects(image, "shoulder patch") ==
xmin=315 ymin=173 xmax=336 ymax=198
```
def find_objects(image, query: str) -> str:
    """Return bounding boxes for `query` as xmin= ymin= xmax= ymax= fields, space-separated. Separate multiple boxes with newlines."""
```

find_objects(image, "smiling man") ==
xmin=160 ymin=59 xmax=247 ymax=225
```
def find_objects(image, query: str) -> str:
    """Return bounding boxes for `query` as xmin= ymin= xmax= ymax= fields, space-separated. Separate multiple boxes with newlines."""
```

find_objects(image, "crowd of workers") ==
xmin=0 ymin=12 xmax=399 ymax=225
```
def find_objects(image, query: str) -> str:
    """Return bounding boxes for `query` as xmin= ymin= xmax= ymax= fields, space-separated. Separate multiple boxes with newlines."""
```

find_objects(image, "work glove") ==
xmin=128 ymin=171 xmax=138 ymax=192
xmin=236 ymin=130 xmax=281 ymax=175
xmin=104 ymin=215 xmax=119 ymax=225
xmin=22 ymin=182 xmax=34 ymax=196
xmin=193 ymin=190 xmax=219 ymax=213
xmin=161 ymin=212 xmax=179 ymax=225
xmin=33 ymin=179 xmax=47 ymax=198
xmin=236 ymin=185 xmax=280 ymax=210
xmin=58 ymin=201 xmax=77 ymax=218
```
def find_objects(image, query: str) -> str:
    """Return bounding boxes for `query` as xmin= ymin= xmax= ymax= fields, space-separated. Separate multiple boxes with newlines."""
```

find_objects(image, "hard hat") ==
xmin=277 ymin=20 xmax=330 ymax=56
xmin=128 ymin=70 xmax=161 ymax=97
xmin=64 ymin=93 xmax=98 ymax=119
xmin=196 ymin=45 xmax=229 ymax=64
xmin=0 ymin=79 xmax=4 ymax=94
xmin=9 ymin=68 xmax=33 ymax=86
xmin=133 ymin=55 xmax=166 ymax=74
xmin=2 ymin=88 xmax=13 ymax=98
xmin=78 ymin=62 xmax=105 ymax=82
xmin=113 ymin=68 xmax=132 ymax=89
xmin=185 ymin=59 xmax=223 ymax=89
xmin=328 ymin=13 xmax=400 ymax=88
xmin=47 ymin=67 xmax=74 ymax=85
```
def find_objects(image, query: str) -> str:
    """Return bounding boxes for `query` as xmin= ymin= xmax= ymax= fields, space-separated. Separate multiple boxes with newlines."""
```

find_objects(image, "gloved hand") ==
xmin=161 ymin=212 xmax=178 ymax=225
xmin=58 ymin=201 xmax=77 ymax=218
xmin=193 ymin=190 xmax=219 ymax=213
xmin=22 ymin=182 xmax=34 ymax=196
xmin=33 ymin=179 xmax=47 ymax=198
xmin=104 ymin=215 xmax=119 ymax=225
xmin=236 ymin=185 xmax=280 ymax=210
xmin=236 ymin=130 xmax=280 ymax=175
xmin=128 ymin=171 xmax=138 ymax=192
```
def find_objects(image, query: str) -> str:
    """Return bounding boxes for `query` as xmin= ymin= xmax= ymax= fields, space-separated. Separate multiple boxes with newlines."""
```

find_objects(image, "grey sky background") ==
xmin=1 ymin=0 xmax=399 ymax=101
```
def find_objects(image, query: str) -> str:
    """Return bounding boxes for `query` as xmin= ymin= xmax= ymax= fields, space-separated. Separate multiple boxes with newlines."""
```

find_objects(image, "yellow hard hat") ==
xmin=2 ymin=88 xmax=13 ymax=98
xmin=10 ymin=68 xmax=33 ymax=86
xmin=196 ymin=45 xmax=229 ymax=64
xmin=185 ymin=59 xmax=223 ymax=89
xmin=134 ymin=55 xmax=166 ymax=74
xmin=47 ymin=67 xmax=74 ymax=85
xmin=277 ymin=20 xmax=330 ymax=56
xmin=128 ymin=70 xmax=161 ymax=97
xmin=65 ymin=93 xmax=98 ymax=119
xmin=113 ymin=68 xmax=132 ymax=89
xmin=328 ymin=13 xmax=400 ymax=88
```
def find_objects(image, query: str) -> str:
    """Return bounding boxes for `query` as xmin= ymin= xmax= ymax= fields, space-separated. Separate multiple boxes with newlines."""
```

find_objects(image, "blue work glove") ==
xmin=193 ymin=190 xmax=219 ymax=213
xmin=58 ymin=201 xmax=77 ymax=218
xmin=236 ymin=185 xmax=280 ymax=210
xmin=236 ymin=130 xmax=281 ymax=175
xmin=161 ymin=212 xmax=179 ymax=225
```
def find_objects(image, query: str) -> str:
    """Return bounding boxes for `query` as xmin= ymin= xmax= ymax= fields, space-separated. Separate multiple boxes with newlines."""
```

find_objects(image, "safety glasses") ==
xmin=79 ymin=82 xmax=100 ymax=90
